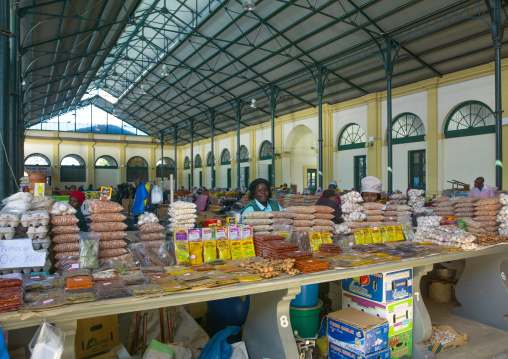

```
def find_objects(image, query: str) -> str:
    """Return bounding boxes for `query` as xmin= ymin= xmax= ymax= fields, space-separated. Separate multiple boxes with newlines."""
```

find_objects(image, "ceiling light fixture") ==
xmin=161 ymin=65 xmax=169 ymax=77
xmin=242 ymin=0 xmax=255 ymax=11
xmin=95 ymin=125 xmax=100 ymax=132
xmin=250 ymin=99 xmax=256 ymax=108
xmin=21 ymin=78 xmax=26 ymax=86
xmin=113 ymin=110 xmax=118 ymax=116
xmin=140 ymin=84 xmax=147 ymax=95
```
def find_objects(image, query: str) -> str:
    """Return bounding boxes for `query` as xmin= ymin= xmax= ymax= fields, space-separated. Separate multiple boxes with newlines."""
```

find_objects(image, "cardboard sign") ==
xmin=0 ymin=239 xmax=46 ymax=269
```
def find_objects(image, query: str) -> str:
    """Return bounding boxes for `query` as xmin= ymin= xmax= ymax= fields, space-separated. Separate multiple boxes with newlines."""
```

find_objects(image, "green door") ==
xmin=409 ymin=150 xmax=426 ymax=190
xmin=307 ymin=169 xmax=317 ymax=193
xmin=227 ymin=168 xmax=231 ymax=189
xmin=244 ymin=167 xmax=249 ymax=188
xmin=199 ymin=171 xmax=202 ymax=187
xmin=354 ymin=155 xmax=366 ymax=192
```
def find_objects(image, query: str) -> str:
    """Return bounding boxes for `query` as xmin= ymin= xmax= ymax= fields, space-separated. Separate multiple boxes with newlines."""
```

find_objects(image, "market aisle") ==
xmin=426 ymin=300 xmax=508 ymax=358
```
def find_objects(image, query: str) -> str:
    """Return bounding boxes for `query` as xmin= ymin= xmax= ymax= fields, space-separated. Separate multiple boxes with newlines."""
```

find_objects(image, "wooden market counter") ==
xmin=1 ymin=244 xmax=508 ymax=359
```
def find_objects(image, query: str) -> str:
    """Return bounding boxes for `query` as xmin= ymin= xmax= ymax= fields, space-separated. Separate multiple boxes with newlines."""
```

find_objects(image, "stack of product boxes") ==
xmin=341 ymin=269 xmax=414 ymax=359
xmin=327 ymin=307 xmax=391 ymax=359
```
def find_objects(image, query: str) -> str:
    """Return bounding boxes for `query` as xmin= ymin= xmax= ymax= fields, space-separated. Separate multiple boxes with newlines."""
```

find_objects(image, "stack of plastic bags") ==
xmin=88 ymin=200 xmax=130 ymax=265
xmin=474 ymin=197 xmax=501 ymax=237
xmin=1 ymin=192 xmax=33 ymax=214
xmin=286 ymin=206 xmax=316 ymax=233
xmin=168 ymin=201 xmax=197 ymax=231
xmin=135 ymin=212 xmax=166 ymax=248
xmin=312 ymin=206 xmax=335 ymax=232
xmin=50 ymin=202 xmax=80 ymax=269
xmin=243 ymin=211 xmax=273 ymax=234
xmin=362 ymin=202 xmax=385 ymax=225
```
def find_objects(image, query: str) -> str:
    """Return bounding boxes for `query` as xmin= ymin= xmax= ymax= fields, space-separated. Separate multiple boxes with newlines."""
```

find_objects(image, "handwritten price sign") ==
xmin=0 ymin=239 xmax=46 ymax=269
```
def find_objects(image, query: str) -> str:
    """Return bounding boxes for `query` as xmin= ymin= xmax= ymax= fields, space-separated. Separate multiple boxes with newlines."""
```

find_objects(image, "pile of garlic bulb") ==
xmin=408 ymin=189 xmax=427 ymax=215
xmin=137 ymin=212 xmax=159 ymax=225
xmin=50 ymin=202 xmax=77 ymax=216
xmin=497 ymin=194 xmax=508 ymax=236
xmin=417 ymin=215 xmax=443 ymax=229
xmin=341 ymin=191 xmax=366 ymax=224
xmin=414 ymin=226 xmax=481 ymax=250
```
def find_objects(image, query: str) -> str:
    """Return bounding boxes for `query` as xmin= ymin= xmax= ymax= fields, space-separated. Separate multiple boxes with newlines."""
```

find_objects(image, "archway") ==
xmin=285 ymin=125 xmax=317 ymax=193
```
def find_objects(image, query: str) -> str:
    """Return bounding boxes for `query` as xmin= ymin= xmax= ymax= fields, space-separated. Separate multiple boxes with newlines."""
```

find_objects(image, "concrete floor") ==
xmin=426 ymin=300 xmax=508 ymax=359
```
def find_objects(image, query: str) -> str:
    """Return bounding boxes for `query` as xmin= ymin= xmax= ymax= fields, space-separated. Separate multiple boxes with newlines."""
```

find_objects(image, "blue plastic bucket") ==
xmin=291 ymin=284 xmax=319 ymax=308
xmin=207 ymin=296 xmax=250 ymax=342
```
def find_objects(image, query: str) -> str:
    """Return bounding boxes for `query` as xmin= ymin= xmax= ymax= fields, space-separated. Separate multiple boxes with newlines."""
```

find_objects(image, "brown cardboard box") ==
xmin=425 ymin=324 xmax=467 ymax=354
xmin=75 ymin=315 xmax=120 ymax=359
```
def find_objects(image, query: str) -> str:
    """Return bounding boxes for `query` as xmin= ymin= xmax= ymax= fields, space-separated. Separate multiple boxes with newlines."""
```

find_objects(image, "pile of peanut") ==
xmin=239 ymin=258 xmax=301 ymax=278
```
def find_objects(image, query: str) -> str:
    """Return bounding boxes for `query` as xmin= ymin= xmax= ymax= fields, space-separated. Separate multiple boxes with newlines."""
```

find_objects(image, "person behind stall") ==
xmin=195 ymin=187 xmax=210 ymax=212
xmin=361 ymin=176 xmax=382 ymax=203
xmin=469 ymin=177 xmax=494 ymax=198
xmin=69 ymin=191 xmax=87 ymax=232
xmin=315 ymin=189 xmax=342 ymax=224
xmin=86 ymin=184 xmax=94 ymax=191
xmin=242 ymin=178 xmax=283 ymax=215
xmin=319 ymin=180 xmax=341 ymax=205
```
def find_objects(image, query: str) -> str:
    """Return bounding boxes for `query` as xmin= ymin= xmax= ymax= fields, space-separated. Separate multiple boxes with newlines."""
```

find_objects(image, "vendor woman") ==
xmin=361 ymin=176 xmax=382 ymax=203
xmin=69 ymin=191 xmax=88 ymax=232
xmin=242 ymin=178 xmax=283 ymax=214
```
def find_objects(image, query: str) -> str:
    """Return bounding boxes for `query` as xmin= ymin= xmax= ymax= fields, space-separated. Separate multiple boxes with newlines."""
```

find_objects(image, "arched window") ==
xmin=338 ymin=124 xmax=366 ymax=150
xmin=391 ymin=113 xmax=426 ymax=144
xmin=195 ymin=154 xmax=202 ymax=168
xmin=206 ymin=151 xmax=214 ymax=167
xmin=445 ymin=101 xmax=495 ymax=138
xmin=239 ymin=145 xmax=249 ymax=163
xmin=184 ymin=156 xmax=191 ymax=169
xmin=25 ymin=153 xmax=51 ymax=166
xmin=156 ymin=157 xmax=176 ymax=179
xmin=60 ymin=154 xmax=86 ymax=182
xmin=259 ymin=140 xmax=272 ymax=160
xmin=126 ymin=156 xmax=148 ymax=182
xmin=221 ymin=149 xmax=231 ymax=165
xmin=95 ymin=155 xmax=118 ymax=168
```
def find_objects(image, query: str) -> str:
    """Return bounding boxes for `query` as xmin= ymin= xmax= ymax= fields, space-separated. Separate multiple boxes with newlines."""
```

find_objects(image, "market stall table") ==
xmin=1 ymin=244 xmax=508 ymax=359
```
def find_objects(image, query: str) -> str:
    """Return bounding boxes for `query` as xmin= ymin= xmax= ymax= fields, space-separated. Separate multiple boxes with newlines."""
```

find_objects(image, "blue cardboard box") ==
xmin=342 ymin=269 xmax=412 ymax=303
xmin=327 ymin=307 xmax=389 ymax=355
xmin=329 ymin=343 xmax=391 ymax=359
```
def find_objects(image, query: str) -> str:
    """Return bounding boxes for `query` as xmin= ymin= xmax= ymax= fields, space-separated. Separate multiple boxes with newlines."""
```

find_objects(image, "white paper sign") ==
xmin=0 ymin=239 xmax=47 ymax=269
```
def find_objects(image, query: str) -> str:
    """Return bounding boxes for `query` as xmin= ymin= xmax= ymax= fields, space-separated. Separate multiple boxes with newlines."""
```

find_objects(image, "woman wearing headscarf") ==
xmin=68 ymin=191 xmax=87 ymax=232
xmin=319 ymin=180 xmax=341 ymax=205
xmin=242 ymin=178 xmax=283 ymax=214
xmin=315 ymin=189 xmax=342 ymax=224
xmin=361 ymin=176 xmax=382 ymax=203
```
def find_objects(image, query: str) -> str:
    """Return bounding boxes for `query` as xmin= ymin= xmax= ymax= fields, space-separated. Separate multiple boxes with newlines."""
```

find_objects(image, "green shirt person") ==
xmin=242 ymin=178 xmax=283 ymax=217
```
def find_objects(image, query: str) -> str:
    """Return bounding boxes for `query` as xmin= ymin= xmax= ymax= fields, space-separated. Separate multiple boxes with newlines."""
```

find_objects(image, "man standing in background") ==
xmin=469 ymin=177 xmax=494 ymax=198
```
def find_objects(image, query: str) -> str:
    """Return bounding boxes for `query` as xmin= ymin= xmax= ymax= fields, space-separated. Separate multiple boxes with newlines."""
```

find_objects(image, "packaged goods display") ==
xmin=87 ymin=200 xmax=124 ymax=214
xmin=168 ymin=201 xmax=197 ymax=231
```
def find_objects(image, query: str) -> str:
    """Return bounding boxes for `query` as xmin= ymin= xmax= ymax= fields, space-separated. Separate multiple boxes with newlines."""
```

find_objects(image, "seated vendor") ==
xmin=315 ymin=189 xmax=342 ymax=224
xmin=242 ymin=178 xmax=283 ymax=215
xmin=361 ymin=176 xmax=382 ymax=203
xmin=69 ymin=191 xmax=88 ymax=232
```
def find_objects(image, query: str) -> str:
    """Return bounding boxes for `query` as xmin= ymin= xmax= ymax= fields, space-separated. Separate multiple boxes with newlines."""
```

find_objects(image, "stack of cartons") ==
xmin=342 ymin=269 xmax=413 ymax=359
xmin=327 ymin=307 xmax=390 ymax=359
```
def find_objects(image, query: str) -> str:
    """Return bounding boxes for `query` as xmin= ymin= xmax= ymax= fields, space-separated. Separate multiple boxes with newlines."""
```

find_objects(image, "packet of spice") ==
xmin=79 ymin=232 xmax=100 ymax=269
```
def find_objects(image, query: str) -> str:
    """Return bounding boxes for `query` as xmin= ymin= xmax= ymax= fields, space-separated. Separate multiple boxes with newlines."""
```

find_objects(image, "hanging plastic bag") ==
xmin=198 ymin=326 xmax=241 ymax=359
xmin=152 ymin=185 xmax=163 ymax=205
xmin=29 ymin=322 xmax=65 ymax=359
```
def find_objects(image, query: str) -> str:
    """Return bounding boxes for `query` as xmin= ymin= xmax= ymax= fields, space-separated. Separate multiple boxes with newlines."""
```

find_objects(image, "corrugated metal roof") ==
xmin=20 ymin=0 xmax=508 ymax=144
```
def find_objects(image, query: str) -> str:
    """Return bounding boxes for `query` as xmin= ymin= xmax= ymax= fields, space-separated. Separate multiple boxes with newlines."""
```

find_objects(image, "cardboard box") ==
xmin=424 ymin=324 xmax=467 ymax=354
xmin=327 ymin=307 xmax=389 ymax=355
xmin=389 ymin=329 xmax=413 ymax=359
xmin=329 ymin=343 xmax=391 ymax=359
xmin=342 ymin=292 xmax=413 ymax=336
xmin=342 ymin=269 xmax=412 ymax=303
xmin=75 ymin=315 xmax=120 ymax=359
